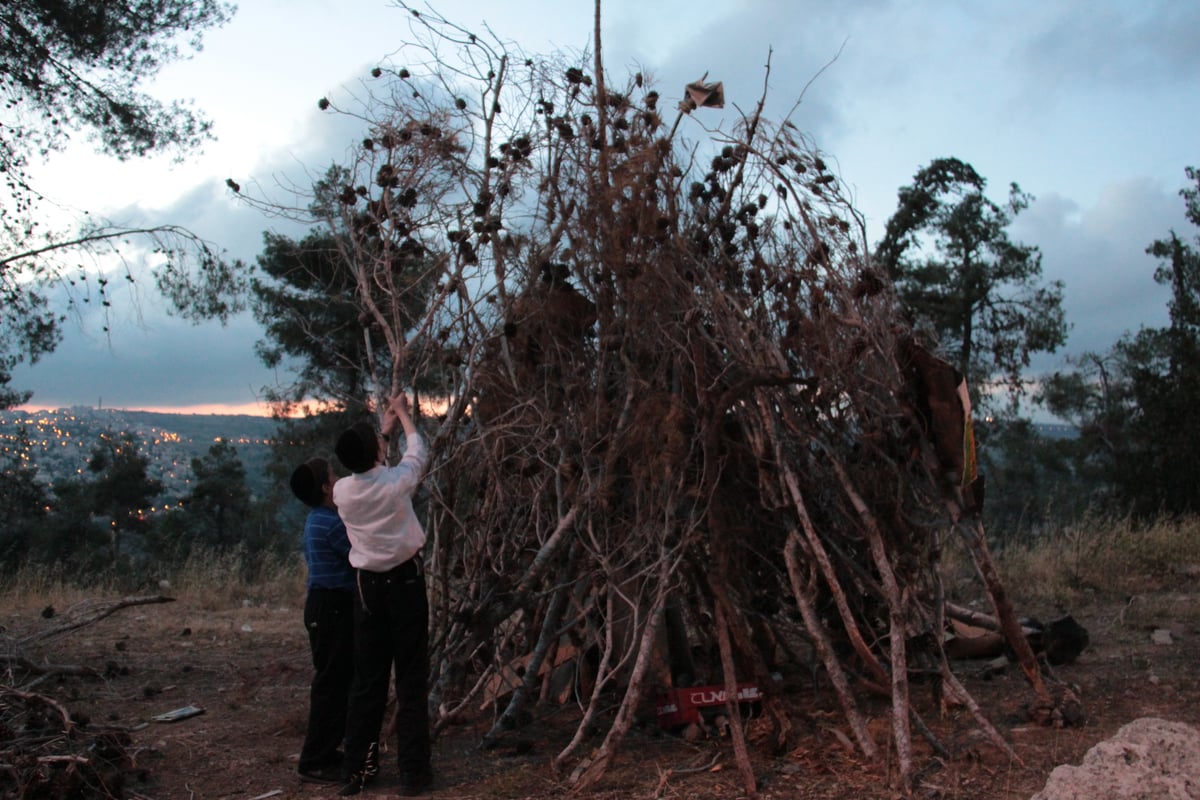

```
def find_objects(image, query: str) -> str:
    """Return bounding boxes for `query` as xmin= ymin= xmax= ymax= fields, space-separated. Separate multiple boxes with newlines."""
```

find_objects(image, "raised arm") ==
xmin=382 ymin=391 xmax=417 ymax=441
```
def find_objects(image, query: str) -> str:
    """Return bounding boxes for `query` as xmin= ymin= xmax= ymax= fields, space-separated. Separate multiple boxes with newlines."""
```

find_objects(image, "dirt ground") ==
xmin=5 ymin=580 xmax=1200 ymax=800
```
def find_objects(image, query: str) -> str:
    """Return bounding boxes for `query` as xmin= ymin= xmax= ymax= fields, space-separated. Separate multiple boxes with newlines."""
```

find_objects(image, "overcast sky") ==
xmin=12 ymin=0 xmax=1199 ymax=415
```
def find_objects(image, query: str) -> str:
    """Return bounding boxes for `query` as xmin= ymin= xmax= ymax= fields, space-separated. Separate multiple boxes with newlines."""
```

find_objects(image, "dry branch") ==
xmin=0 ymin=687 xmax=134 ymax=800
xmin=17 ymin=595 xmax=176 ymax=646
xmin=0 ymin=655 xmax=101 ymax=680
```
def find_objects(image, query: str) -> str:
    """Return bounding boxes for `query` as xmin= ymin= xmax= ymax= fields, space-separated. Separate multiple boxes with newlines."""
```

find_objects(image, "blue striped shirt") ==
xmin=303 ymin=505 xmax=355 ymax=592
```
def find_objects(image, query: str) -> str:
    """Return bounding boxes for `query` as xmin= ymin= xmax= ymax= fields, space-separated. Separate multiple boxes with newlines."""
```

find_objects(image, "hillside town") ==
xmin=0 ymin=407 xmax=279 ymax=502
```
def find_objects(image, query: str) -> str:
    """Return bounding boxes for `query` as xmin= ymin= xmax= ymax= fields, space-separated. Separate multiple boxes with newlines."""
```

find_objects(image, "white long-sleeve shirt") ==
xmin=332 ymin=432 xmax=429 ymax=572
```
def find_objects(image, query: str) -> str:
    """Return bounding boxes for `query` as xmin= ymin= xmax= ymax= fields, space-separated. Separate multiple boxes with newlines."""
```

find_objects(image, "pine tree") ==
xmin=877 ymin=157 xmax=1067 ymax=415
xmin=0 ymin=0 xmax=238 ymax=408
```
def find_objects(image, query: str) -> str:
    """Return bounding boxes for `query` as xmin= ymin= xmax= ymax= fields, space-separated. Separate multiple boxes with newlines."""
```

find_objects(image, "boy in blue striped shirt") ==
xmin=289 ymin=457 xmax=357 ymax=784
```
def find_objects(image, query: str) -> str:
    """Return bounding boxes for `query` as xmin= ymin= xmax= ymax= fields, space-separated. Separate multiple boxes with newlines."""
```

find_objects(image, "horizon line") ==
xmin=15 ymin=396 xmax=445 ymax=418
xmin=15 ymin=401 xmax=280 ymax=417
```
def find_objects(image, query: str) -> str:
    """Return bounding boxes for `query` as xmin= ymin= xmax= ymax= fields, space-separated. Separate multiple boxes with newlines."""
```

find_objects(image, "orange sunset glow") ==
xmin=18 ymin=401 xmax=279 ymax=417
xmin=16 ymin=396 xmax=446 ymax=418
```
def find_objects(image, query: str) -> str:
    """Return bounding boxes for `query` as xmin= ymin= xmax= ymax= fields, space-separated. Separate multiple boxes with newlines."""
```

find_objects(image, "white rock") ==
xmin=1152 ymin=629 xmax=1174 ymax=645
xmin=1031 ymin=718 xmax=1200 ymax=800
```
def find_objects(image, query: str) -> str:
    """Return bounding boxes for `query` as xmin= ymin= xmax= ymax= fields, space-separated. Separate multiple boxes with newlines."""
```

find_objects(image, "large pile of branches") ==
xmin=288 ymin=3 xmax=1071 ymax=792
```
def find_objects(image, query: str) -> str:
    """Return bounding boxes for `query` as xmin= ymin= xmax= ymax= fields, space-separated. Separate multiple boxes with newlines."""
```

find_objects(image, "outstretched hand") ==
xmin=382 ymin=391 xmax=415 ymax=439
xmin=389 ymin=392 xmax=411 ymax=419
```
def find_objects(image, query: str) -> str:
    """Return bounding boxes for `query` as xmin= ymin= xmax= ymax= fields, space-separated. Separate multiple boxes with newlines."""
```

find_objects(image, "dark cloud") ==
xmin=12 ymin=304 xmax=275 ymax=410
xmin=613 ymin=0 xmax=880 ymax=145
xmin=1017 ymin=1 xmax=1200 ymax=89
xmin=9 ymin=110 xmax=368 ymax=411
xmin=1017 ymin=178 xmax=1184 ymax=374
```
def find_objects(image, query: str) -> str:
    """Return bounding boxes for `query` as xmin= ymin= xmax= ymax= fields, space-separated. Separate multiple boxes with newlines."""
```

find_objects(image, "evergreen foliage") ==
xmin=0 ymin=428 xmax=49 ymax=567
xmin=0 ymin=0 xmax=237 ymax=409
xmin=1040 ymin=166 xmax=1200 ymax=517
xmin=86 ymin=432 xmax=162 ymax=563
xmin=172 ymin=438 xmax=251 ymax=550
xmin=877 ymin=157 xmax=1067 ymax=416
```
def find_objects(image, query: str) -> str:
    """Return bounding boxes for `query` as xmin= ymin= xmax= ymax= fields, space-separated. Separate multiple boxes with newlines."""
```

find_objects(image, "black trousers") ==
xmin=342 ymin=558 xmax=431 ymax=778
xmin=299 ymin=587 xmax=355 ymax=771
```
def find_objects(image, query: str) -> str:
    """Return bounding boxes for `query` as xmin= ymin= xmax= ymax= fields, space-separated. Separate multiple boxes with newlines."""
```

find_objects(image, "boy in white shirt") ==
xmin=332 ymin=392 xmax=432 ymax=797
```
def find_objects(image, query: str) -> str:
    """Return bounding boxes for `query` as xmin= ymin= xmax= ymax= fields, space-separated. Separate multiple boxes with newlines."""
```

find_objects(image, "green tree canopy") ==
xmin=181 ymin=438 xmax=252 ymax=550
xmin=249 ymin=165 xmax=440 ymax=413
xmin=877 ymin=157 xmax=1067 ymax=415
xmin=1119 ymin=167 xmax=1200 ymax=514
xmin=35 ymin=476 xmax=109 ymax=573
xmin=87 ymin=431 xmax=162 ymax=563
xmin=1 ymin=0 xmax=232 ymax=166
xmin=86 ymin=431 xmax=162 ymax=562
xmin=155 ymin=437 xmax=262 ymax=558
xmin=30 ymin=428 xmax=172 ymax=575
xmin=252 ymin=228 xmax=369 ymax=409
xmin=0 ymin=0 xmax=238 ymax=409
xmin=1037 ymin=348 xmax=1136 ymax=509
xmin=1041 ymin=166 xmax=1200 ymax=516
xmin=0 ymin=428 xmax=49 ymax=569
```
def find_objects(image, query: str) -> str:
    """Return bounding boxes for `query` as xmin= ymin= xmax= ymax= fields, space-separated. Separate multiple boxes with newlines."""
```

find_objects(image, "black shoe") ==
xmin=337 ymin=773 xmax=366 ymax=797
xmin=398 ymin=768 xmax=433 ymax=797
xmin=297 ymin=764 xmax=341 ymax=784
xmin=339 ymin=741 xmax=380 ymax=796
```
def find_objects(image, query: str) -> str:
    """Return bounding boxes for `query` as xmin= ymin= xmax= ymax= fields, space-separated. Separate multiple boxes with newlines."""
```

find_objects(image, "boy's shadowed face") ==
xmin=322 ymin=471 xmax=336 ymax=509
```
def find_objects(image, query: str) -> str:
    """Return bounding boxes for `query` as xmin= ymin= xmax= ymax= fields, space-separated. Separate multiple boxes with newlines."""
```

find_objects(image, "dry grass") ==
xmin=2 ymin=564 xmax=116 ymax=615
xmin=0 ymin=547 xmax=308 ymax=617
xmin=166 ymin=547 xmax=307 ymax=611
xmin=943 ymin=513 xmax=1200 ymax=614
xmin=10 ymin=515 xmax=1199 ymax=620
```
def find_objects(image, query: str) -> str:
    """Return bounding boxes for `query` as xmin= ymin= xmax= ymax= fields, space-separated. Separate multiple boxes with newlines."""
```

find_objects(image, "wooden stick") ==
xmin=19 ymin=595 xmax=176 ymax=645
xmin=829 ymin=456 xmax=913 ymax=789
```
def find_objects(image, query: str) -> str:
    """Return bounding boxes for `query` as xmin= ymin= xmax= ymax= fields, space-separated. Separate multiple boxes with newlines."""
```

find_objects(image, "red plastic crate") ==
xmin=655 ymin=683 xmax=762 ymax=729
